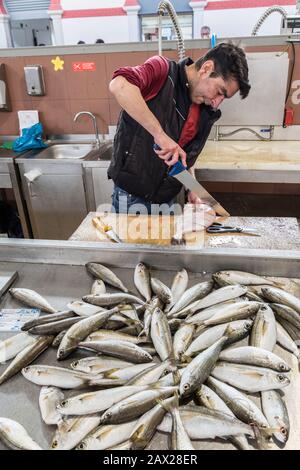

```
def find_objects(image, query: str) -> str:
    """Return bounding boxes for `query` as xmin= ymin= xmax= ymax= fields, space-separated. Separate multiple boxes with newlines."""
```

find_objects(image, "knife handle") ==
xmin=153 ymin=144 xmax=186 ymax=176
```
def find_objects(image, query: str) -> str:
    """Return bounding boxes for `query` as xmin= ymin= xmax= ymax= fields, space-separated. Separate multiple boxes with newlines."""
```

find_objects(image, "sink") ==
xmin=98 ymin=145 xmax=112 ymax=161
xmin=37 ymin=144 xmax=95 ymax=160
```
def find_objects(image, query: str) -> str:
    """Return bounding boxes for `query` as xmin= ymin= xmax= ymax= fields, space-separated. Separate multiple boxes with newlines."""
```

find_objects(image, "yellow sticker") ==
xmin=51 ymin=56 xmax=64 ymax=71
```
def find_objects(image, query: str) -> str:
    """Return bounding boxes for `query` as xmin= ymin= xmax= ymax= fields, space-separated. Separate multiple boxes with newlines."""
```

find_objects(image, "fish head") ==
xmin=76 ymin=440 xmax=88 ymax=450
xmin=273 ymin=423 xmax=289 ymax=444
xmin=100 ymin=410 xmax=112 ymax=424
xmin=275 ymin=374 xmax=290 ymax=387
xmin=57 ymin=399 xmax=68 ymax=410
xmin=278 ymin=362 xmax=291 ymax=373
xmin=70 ymin=360 xmax=79 ymax=369
xmin=179 ymin=380 xmax=192 ymax=397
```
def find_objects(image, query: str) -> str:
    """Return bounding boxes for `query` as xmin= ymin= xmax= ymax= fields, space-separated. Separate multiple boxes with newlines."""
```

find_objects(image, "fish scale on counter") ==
xmin=0 ymin=265 xmax=299 ymax=451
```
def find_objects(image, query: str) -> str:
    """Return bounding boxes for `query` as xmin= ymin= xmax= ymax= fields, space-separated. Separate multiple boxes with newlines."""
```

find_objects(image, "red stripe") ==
xmin=206 ymin=0 xmax=295 ymax=10
xmin=63 ymin=8 xmax=126 ymax=19
xmin=48 ymin=0 xmax=62 ymax=11
xmin=124 ymin=0 xmax=140 ymax=5
xmin=0 ymin=0 xmax=7 ymax=14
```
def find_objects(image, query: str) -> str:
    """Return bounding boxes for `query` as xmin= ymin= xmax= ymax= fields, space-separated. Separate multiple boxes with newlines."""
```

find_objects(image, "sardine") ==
xmin=250 ymin=304 xmax=276 ymax=351
xmin=51 ymin=416 xmax=101 ymax=450
xmin=127 ymin=361 xmax=171 ymax=386
xmin=86 ymin=329 xmax=146 ymax=344
xmin=51 ymin=330 xmax=67 ymax=348
xmin=150 ymin=278 xmax=172 ymax=306
xmin=276 ymin=322 xmax=300 ymax=359
xmin=0 ymin=332 xmax=38 ymax=363
xmin=70 ymin=356 xmax=132 ymax=374
xmin=0 ymin=417 xmax=42 ymax=450
xmin=213 ymin=271 xmax=275 ymax=287
xmin=78 ymin=340 xmax=153 ymax=363
xmin=76 ymin=421 xmax=138 ymax=451
xmin=150 ymin=307 xmax=174 ymax=362
xmin=85 ymin=262 xmax=128 ymax=292
xmin=21 ymin=311 xmax=76 ymax=331
xmin=142 ymin=297 xmax=163 ymax=337
xmin=165 ymin=269 xmax=189 ymax=313
xmin=211 ymin=362 xmax=290 ymax=392
xmin=167 ymin=281 xmax=214 ymax=317
xmin=261 ymin=287 xmax=300 ymax=314
xmin=39 ymin=386 xmax=64 ymax=425
xmin=82 ymin=293 xmax=144 ymax=307
xmin=173 ymin=323 xmax=195 ymax=361
xmin=67 ymin=300 xmax=105 ymax=317
xmin=196 ymin=301 xmax=260 ymax=328
xmin=9 ymin=288 xmax=57 ymax=313
xmin=22 ymin=365 xmax=93 ymax=389
xmin=261 ymin=390 xmax=290 ymax=444
xmin=134 ymin=263 xmax=152 ymax=301
xmin=28 ymin=317 xmax=81 ymax=335
xmin=271 ymin=303 xmax=300 ymax=331
xmin=90 ymin=362 xmax=155 ymax=383
xmin=219 ymin=346 xmax=290 ymax=372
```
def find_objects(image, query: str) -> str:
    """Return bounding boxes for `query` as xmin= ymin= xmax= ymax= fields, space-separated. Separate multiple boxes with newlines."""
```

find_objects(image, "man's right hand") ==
xmin=154 ymin=132 xmax=187 ymax=167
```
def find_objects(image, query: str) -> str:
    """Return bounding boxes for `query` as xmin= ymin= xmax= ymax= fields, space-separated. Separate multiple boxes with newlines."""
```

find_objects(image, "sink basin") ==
xmin=38 ymin=144 xmax=95 ymax=160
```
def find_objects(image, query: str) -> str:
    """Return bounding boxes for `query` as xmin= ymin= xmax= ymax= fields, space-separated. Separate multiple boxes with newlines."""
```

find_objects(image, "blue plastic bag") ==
xmin=13 ymin=123 xmax=48 ymax=152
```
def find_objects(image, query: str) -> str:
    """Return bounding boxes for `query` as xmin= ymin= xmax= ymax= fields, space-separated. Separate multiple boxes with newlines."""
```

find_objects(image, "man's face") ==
xmin=189 ymin=60 xmax=239 ymax=110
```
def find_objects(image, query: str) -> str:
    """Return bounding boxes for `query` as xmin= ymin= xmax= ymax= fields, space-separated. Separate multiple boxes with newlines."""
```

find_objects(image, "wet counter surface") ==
xmin=0 ymin=241 xmax=299 ymax=451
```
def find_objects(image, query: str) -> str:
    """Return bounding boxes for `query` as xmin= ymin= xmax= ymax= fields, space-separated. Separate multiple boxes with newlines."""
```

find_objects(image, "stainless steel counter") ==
xmin=0 ymin=240 xmax=300 ymax=450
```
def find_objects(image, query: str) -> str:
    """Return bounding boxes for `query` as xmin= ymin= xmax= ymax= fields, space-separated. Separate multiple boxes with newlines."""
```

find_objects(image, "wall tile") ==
xmin=32 ymin=99 xmax=73 ymax=135
xmin=1 ymin=57 xmax=29 ymax=102
xmin=0 ymin=100 xmax=33 ymax=135
xmin=69 ymin=99 xmax=110 ymax=135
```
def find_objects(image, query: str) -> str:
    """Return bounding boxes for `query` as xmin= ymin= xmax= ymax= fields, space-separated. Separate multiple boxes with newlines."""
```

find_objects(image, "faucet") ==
xmin=73 ymin=111 xmax=101 ymax=148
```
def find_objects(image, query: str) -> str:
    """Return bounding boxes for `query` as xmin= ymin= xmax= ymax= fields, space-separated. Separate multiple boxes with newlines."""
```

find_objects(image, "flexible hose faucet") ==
xmin=252 ymin=6 xmax=287 ymax=36
xmin=157 ymin=0 xmax=185 ymax=60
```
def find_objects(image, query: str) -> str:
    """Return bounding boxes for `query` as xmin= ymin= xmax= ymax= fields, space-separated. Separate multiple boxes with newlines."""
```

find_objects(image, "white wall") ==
xmin=61 ymin=0 xmax=125 ymax=10
xmin=62 ymin=16 xmax=129 ymax=44
xmin=203 ymin=5 xmax=296 ymax=38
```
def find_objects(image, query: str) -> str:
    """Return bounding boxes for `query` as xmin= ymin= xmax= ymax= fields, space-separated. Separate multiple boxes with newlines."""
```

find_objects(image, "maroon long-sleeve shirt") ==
xmin=112 ymin=55 xmax=200 ymax=150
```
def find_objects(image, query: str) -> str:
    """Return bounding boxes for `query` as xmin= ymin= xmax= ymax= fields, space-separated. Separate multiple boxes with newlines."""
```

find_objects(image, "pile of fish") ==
xmin=0 ymin=262 xmax=299 ymax=450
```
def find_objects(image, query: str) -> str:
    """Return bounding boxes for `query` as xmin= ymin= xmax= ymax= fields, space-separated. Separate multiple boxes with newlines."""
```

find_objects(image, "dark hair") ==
xmin=77 ymin=40 xmax=85 ymax=44
xmin=95 ymin=39 xmax=104 ymax=44
xmin=195 ymin=42 xmax=250 ymax=99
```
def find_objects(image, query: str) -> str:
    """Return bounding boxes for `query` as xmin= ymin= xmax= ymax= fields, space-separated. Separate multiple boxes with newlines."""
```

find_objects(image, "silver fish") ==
xmin=168 ymin=398 xmax=194 ymax=450
xmin=9 ymin=287 xmax=57 ymax=313
xmin=76 ymin=421 xmax=138 ymax=450
xmin=194 ymin=384 xmax=249 ymax=450
xmin=91 ymin=279 xmax=106 ymax=295
xmin=167 ymin=281 xmax=213 ymax=317
xmin=99 ymin=386 xmax=177 ymax=425
xmin=142 ymin=297 xmax=163 ymax=338
xmin=250 ymin=304 xmax=276 ymax=351
xmin=213 ymin=271 xmax=275 ymax=287
xmin=85 ymin=262 xmax=128 ymax=292
xmin=67 ymin=300 xmax=105 ymax=317
xmin=150 ymin=278 xmax=172 ymax=306
xmin=134 ymin=263 xmax=152 ymax=301
xmin=207 ymin=377 xmax=269 ymax=429
xmin=0 ymin=417 xmax=42 ymax=450
xmin=277 ymin=318 xmax=300 ymax=342
xmin=219 ymin=346 xmax=290 ymax=372
xmin=57 ymin=307 xmax=119 ymax=360
xmin=173 ymin=323 xmax=195 ymax=361
xmin=51 ymin=330 xmax=67 ymax=348
xmin=180 ymin=336 xmax=227 ymax=397
xmin=86 ymin=329 xmax=146 ymax=344
xmin=78 ymin=340 xmax=153 ymax=363
xmin=0 ymin=332 xmax=38 ymax=364
xmin=70 ymin=356 xmax=133 ymax=374
xmin=165 ymin=269 xmax=189 ymax=313
xmin=28 ymin=317 xmax=81 ymax=335
xmin=82 ymin=293 xmax=144 ymax=307
xmin=261 ymin=390 xmax=290 ymax=444
xmin=261 ymin=287 xmax=300 ymax=314
xmin=196 ymin=301 xmax=260 ymax=328
xmin=211 ymin=362 xmax=290 ymax=392
xmin=22 ymin=365 xmax=93 ymax=389
xmin=127 ymin=361 xmax=171 ymax=386
xmin=39 ymin=386 xmax=64 ymax=425
xmin=150 ymin=307 xmax=174 ymax=362
xmin=185 ymin=299 xmax=241 ymax=324
xmin=271 ymin=303 xmax=300 ymax=331
xmin=57 ymin=385 xmax=148 ymax=416
xmin=51 ymin=416 xmax=101 ymax=450
xmin=0 ymin=335 xmax=53 ymax=385
xmin=21 ymin=311 xmax=75 ymax=331
xmin=276 ymin=322 xmax=300 ymax=359
xmin=90 ymin=362 xmax=155 ymax=382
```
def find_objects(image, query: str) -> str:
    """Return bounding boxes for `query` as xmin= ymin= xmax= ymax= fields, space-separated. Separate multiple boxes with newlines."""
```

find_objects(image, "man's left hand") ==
xmin=187 ymin=191 xmax=203 ymax=205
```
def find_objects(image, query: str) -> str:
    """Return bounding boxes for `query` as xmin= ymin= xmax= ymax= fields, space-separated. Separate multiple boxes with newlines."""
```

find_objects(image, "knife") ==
xmin=154 ymin=144 xmax=230 ymax=217
xmin=92 ymin=217 xmax=123 ymax=243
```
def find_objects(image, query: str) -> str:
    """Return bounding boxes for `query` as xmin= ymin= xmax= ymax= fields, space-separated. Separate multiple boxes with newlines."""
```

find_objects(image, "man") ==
xmin=108 ymin=43 xmax=250 ymax=214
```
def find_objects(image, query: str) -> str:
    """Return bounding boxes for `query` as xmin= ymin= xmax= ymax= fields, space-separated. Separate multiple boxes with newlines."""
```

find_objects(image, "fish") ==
xmin=219 ymin=346 xmax=290 ymax=372
xmin=22 ymin=365 xmax=93 ymax=389
xmin=150 ymin=307 xmax=174 ymax=362
xmin=211 ymin=362 xmax=290 ymax=393
xmin=180 ymin=336 xmax=228 ymax=397
xmin=134 ymin=263 xmax=151 ymax=301
xmin=165 ymin=269 xmax=189 ymax=313
xmin=0 ymin=332 xmax=38 ymax=364
xmin=271 ymin=303 xmax=300 ymax=331
xmin=195 ymin=301 xmax=260 ymax=329
xmin=86 ymin=329 xmax=147 ymax=345
xmin=70 ymin=356 xmax=133 ymax=374
xmin=207 ymin=377 xmax=269 ymax=429
xmin=185 ymin=299 xmax=242 ymax=324
xmin=127 ymin=361 xmax=171 ymax=386
xmin=213 ymin=271 xmax=275 ymax=287
xmin=82 ymin=293 xmax=144 ymax=307
xmin=39 ymin=386 xmax=64 ymax=425
xmin=99 ymin=386 xmax=177 ymax=425
xmin=28 ymin=317 xmax=81 ymax=335
xmin=276 ymin=322 xmax=300 ymax=359
xmin=277 ymin=318 xmax=300 ymax=342
xmin=51 ymin=330 xmax=67 ymax=348
xmin=57 ymin=307 xmax=119 ymax=360
xmin=166 ymin=396 xmax=194 ymax=450
xmin=261 ymin=287 xmax=300 ymax=314
xmin=67 ymin=300 xmax=105 ymax=317
xmin=142 ymin=297 xmax=163 ymax=338
xmin=173 ymin=323 xmax=195 ymax=362
xmin=91 ymin=279 xmax=106 ymax=295
xmin=76 ymin=421 xmax=138 ymax=451
xmin=9 ymin=288 xmax=57 ymax=313
xmin=194 ymin=384 xmax=249 ymax=450
xmin=90 ymin=362 xmax=155 ymax=383
xmin=57 ymin=385 xmax=148 ymax=416
xmin=250 ymin=304 xmax=277 ymax=351
xmin=85 ymin=262 xmax=128 ymax=292
xmin=150 ymin=278 xmax=172 ymax=306
xmin=78 ymin=340 xmax=153 ymax=364
xmin=261 ymin=390 xmax=290 ymax=444
xmin=0 ymin=417 xmax=42 ymax=450
xmin=167 ymin=281 xmax=214 ymax=317
xmin=51 ymin=416 xmax=101 ymax=450
xmin=0 ymin=336 xmax=53 ymax=386
xmin=21 ymin=311 xmax=76 ymax=331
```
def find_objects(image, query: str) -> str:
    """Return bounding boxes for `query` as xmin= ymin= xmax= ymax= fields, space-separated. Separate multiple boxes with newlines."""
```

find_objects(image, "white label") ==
xmin=0 ymin=309 xmax=40 ymax=332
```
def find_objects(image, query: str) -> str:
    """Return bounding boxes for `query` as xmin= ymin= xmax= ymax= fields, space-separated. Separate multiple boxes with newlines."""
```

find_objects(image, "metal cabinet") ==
xmin=18 ymin=162 xmax=88 ymax=240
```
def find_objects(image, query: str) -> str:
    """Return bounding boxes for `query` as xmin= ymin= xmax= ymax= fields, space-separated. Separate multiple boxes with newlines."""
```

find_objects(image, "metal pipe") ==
xmin=73 ymin=111 xmax=102 ymax=148
xmin=157 ymin=0 xmax=185 ymax=60
xmin=215 ymin=125 xmax=274 ymax=141
xmin=252 ymin=6 xmax=287 ymax=36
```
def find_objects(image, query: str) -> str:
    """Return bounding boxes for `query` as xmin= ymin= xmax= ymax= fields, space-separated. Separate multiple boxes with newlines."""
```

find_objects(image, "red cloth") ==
xmin=112 ymin=56 xmax=200 ymax=150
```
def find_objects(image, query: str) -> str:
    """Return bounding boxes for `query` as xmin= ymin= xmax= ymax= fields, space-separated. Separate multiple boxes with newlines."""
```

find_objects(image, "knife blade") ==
xmin=153 ymin=145 xmax=230 ymax=217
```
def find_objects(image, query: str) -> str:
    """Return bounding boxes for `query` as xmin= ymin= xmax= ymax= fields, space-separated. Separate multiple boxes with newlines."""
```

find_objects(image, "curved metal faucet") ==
xmin=73 ymin=111 xmax=101 ymax=148
xmin=157 ymin=0 xmax=185 ymax=60
xmin=252 ymin=6 xmax=287 ymax=36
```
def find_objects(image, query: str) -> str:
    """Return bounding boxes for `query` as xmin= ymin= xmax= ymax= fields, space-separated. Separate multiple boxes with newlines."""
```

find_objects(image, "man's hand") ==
xmin=154 ymin=132 xmax=187 ymax=167
xmin=187 ymin=191 xmax=203 ymax=205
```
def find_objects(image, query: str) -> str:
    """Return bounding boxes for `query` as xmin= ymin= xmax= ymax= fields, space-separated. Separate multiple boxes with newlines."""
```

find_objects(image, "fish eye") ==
xmin=78 ymin=442 xmax=86 ymax=450
xmin=277 ymin=374 xmax=286 ymax=382
xmin=60 ymin=400 xmax=67 ymax=407
xmin=279 ymin=364 xmax=287 ymax=371
xmin=183 ymin=383 xmax=190 ymax=391
xmin=72 ymin=361 xmax=79 ymax=367
xmin=51 ymin=440 xmax=58 ymax=448
xmin=23 ymin=367 xmax=29 ymax=372
xmin=280 ymin=426 xmax=287 ymax=435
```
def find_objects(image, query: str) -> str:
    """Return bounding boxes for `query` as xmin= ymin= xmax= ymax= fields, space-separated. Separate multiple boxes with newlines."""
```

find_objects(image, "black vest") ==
xmin=108 ymin=57 xmax=221 ymax=204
